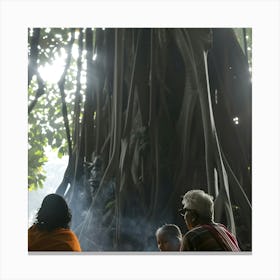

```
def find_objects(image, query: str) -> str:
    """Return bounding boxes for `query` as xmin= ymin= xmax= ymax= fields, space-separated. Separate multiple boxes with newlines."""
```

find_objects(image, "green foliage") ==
xmin=28 ymin=125 xmax=48 ymax=190
xmin=28 ymin=28 xmax=84 ymax=190
xmin=35 ymin=28 xmax=70 ymax=66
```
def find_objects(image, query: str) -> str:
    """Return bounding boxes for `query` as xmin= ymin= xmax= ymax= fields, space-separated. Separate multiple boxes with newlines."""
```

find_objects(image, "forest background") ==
xmin=1 ymin=1 xmax=280 ymax=279
xmin=28 ymin=27 xmax=252 ymax=251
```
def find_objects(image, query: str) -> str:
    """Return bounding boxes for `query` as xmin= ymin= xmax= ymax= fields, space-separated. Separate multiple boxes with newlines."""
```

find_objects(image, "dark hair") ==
xmin=35 ymin=194 xmax=72 ymax=231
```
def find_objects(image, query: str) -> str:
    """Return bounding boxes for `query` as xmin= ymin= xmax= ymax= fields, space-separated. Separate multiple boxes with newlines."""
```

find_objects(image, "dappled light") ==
xmin=28 ymin=28 xmax=252 ymax=251
xmin=38 ymin=55 xmax=66 ymax=84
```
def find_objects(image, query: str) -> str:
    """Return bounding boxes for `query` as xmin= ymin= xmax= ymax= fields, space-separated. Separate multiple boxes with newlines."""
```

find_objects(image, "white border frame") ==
xmin=1 ymin=1 xmax=279 ymax=279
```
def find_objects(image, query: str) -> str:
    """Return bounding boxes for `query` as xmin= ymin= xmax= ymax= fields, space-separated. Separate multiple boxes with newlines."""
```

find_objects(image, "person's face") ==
xmin=184 ymin=209 xmax=194 ymax=230
xmin=156 ymin=231 xmax=179 ymax=251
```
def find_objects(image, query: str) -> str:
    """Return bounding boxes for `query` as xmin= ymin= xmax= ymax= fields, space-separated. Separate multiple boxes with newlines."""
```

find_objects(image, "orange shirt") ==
xmin=28 ymin=225 xmax=82 ymax=252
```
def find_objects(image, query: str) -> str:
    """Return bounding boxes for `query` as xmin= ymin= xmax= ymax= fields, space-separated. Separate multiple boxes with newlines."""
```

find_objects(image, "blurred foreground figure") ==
xmin=156 ymin=224 xmax=182 ymax=251
xmin=28 ymin=194 xmax=81 ymax=251
xmin=181 ymin=190 xmax=240 ymax=251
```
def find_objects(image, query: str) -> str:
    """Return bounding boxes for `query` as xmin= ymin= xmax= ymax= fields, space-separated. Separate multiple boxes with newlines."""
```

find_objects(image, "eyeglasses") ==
xmin=178 ymin=208 xmax=193 ymax=217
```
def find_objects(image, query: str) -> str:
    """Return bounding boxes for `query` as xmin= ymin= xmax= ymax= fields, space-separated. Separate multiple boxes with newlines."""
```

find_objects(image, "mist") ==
xmin=28 ymin=149 xmax=68 ymax=226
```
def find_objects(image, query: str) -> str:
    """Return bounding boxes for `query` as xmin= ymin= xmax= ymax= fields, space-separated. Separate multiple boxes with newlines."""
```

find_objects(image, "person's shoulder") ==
xmin=214 ymin=222 xmax=226 ymax=228
xmin=212 ymin=223 xmax=231 ymax=233
xmin=187 ymin=225 xmax=208 ymax=235
xmin=52 ymin=228 xmax=82 ymax=251
xmin=59 ymin=228 xmax=76 ymax=234
xmin=185 ymin=225 xmax=216 ymax=242
xmin=67 ymin=229 xmax=79 ymax=238
xmin=56 ymin=228 xmax=79 ymax=240
xmin=55 ymin=227 xmax=74 ymax=235
xmin=28 ymin=224 xmax=38 ymax=232
xmin=61 ymin=229 xmax=81 ymax=251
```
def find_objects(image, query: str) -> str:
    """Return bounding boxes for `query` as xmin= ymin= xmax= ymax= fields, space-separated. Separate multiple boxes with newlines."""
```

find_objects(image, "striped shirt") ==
xmin=182 ymin=223 xmax=240 ymax=251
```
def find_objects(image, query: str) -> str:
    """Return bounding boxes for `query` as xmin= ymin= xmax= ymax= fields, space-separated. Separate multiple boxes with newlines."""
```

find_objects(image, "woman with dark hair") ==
xmin=28 ymin=194 xmax=81 ymax=251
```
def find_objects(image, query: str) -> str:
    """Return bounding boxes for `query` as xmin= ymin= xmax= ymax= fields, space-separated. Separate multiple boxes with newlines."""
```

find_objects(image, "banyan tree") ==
xmin=28 ymin=28 xmax=252 ymax=251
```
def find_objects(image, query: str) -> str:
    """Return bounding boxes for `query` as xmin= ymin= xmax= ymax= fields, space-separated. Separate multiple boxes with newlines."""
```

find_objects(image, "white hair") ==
xmin=182 ymin=189 xmax=214 ymax=222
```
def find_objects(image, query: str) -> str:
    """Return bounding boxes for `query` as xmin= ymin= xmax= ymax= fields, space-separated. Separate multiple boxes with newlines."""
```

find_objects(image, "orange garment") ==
xmin=28 ymin=225 xmax=82 ymax=251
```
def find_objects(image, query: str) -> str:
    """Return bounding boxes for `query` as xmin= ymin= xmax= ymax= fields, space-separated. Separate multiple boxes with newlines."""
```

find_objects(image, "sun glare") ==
xmin=38 ymin=49 xmax=67 ymax=84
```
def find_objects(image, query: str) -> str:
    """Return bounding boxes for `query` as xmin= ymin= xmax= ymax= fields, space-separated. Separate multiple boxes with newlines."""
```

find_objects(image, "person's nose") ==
xmin=158 ymin=243 xmax=163 ymax=251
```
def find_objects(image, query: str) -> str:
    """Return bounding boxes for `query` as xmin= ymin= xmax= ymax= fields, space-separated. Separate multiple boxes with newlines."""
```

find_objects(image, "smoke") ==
xmin=68 ymin=176 xmax=177 ymax=251
xmin=29 ymin=152 xmax=180 ymax=251
xmin=28 ymin=150 xmax=68 ymax=227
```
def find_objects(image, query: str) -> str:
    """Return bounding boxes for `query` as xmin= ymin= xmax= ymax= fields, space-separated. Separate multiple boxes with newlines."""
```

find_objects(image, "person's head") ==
xmin=181 ymin=189 xmax=214 ymax=230
xmin=35 ymin=193 xmax=72 ymax=231
xmin=155 ymin=224 xmax=182 ymax=251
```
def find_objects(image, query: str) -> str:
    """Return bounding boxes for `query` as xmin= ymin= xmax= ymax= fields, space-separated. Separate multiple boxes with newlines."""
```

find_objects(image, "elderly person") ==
xmin=28 ymin=193 xmax=81 ymax=251
xmin=180 ymin=189 xmax=240 ymax=251
xmin=156 ymin=224 xmax=182 ymax=251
